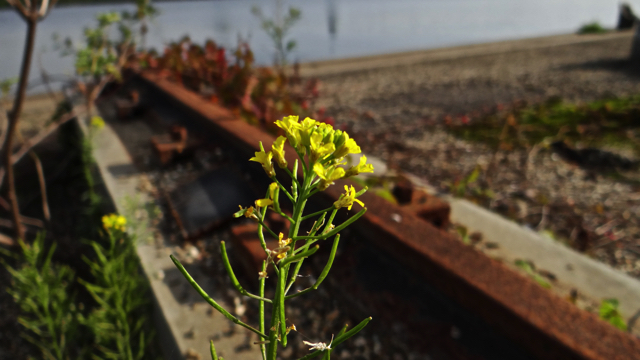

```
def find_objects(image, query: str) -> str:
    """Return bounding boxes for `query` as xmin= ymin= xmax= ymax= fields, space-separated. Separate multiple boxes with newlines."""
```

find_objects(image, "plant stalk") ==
xmin=3 ymin=9 xmax=39 ymax=240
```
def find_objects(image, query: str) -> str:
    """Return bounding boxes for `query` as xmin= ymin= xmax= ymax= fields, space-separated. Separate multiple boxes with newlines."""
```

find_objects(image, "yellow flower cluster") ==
xmin=250 ymin=116 xmax=374 ymax=190
xmin=102 ymin=213 xmax=126 ymax=232
xmin=334 ymin=185 xmax=364 ymax=211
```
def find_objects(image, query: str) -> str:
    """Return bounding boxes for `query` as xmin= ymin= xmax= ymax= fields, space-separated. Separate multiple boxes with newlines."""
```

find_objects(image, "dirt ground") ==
xmin=315 ymin=33 xmax=640 ymax=278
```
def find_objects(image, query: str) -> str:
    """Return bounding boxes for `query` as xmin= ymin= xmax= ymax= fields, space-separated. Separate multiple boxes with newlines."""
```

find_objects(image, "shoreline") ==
xmin=299 ymin=30 xmax=635 ymax=77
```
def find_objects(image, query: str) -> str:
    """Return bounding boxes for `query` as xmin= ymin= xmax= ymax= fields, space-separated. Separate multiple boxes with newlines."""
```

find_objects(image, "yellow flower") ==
xmin=234 ymin=205 xmax=258 ymax=220
xmin=334 ymin=185 xmax=364 ymax=211
xmin=297 ymin=117 xmax=316 ymax=151
xmin=345 ymin=155 xmax=375 ymax=177
xmin=275 ymin=116 xmax=301 ymax=148
xmin=309 ymin=131 xmax=336 ymax=163
xmin=271 ymin=136 xmax=288 ymax=168
xmin=333 ymin=131 xmax=360 ymax=159
xmin=313 ymin=163 xmax=345 ymax=190
xmin=269 ymin=182 xmax=279 ymax=200
xmin=250 ymin=142 xmax=275 ymax=177
xmin=255 ymin=198 xmax=273 ymax=208
xmin=278 ymin=232 xmax=291 ymax=248
xmin=91 ymin=115 xmax=105 ymax=129
xmin=267 ymin=233 xmax=292 ymax=261
xmin=102 ymin=213 xmax=126 ymax=231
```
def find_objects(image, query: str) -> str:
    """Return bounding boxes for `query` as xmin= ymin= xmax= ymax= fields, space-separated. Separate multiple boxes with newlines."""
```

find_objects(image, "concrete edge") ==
xmin=401 ymin=171 xmax=640 ymax=325
xmin=74 ymin=103 xmax=261 ymax=360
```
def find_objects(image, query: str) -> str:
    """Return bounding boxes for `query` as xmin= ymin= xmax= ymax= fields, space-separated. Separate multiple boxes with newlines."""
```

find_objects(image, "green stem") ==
xmin=210 ymin=340 xmax=219 ymax=360
xmin=170 ymin=255 xmax=267 ymax=339
xmin=220 ymin=242 xmax=272 ymax=303
xmin=278 ymin=266 xmax=287 ymax=347
xmin=294 ymin=208 xmax=367 ymax=241
xmin=256 ymin=216 xmax=279 ymax=240
xmin=279 ymin=245 xmax=319 ymax=267
xmin=301 ymin=206 xmax=333 ymax=221
xmin=284 ymin=166 xmax=300 ymax=190
xmin=259 ymin=261 xmax=267 ymax=360
xmin=285 ymin=212 xmax=326 ymax=294
xmin=274 ymin=210 xmax=294 ymax=224
xmin=271 ymin=176 xmax=294 ymax=203
xmin=286 ymin=235 xmax=339 ymax=299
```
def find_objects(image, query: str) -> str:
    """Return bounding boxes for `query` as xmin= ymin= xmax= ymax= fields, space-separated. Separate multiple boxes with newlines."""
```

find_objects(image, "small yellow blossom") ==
xmin=278 ymin=232 xmax=291 ymax=248
xmin=297 ymin=117 xmax=316 ymax=151
xmin=271 ymin=136 xmax=288 ymax=168
xmin=258 ymin=271 xmax=268 ymax=279
xmin=250 ymin=142 xmax=275 ymax=177
xmin=91 ymin=115 xmax=105 ymax=129
xmin=255 ymin=198 xmax=273 ymax=208
xmin=268 ymin=246 xmax=290 ymax=261
xmin=334 ymin=185 xmax=364 ymax=211
xmin=234 ymin=205 xmax=259 ymax=220
xmin=313 ymin=163 xmax=345 ymax=190
xmin=102 ymin=213 xmax=126 ymax=231
xmin=333 ymin=131 xmax=360 ymax=159
xmin=309 ymin=131 xmax=335 ymax=163
xmin=345 ymin=155 xmax=375 ymax=177
xmin=275 ymin=116 xmax=302 ymax=148
xmin=269 ymin=182 xmax=279 ymax=200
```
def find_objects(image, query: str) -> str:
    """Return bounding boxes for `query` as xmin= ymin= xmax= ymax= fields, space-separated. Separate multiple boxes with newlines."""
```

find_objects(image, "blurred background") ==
xmin=2 ymin=0 xmax=640 ymax=360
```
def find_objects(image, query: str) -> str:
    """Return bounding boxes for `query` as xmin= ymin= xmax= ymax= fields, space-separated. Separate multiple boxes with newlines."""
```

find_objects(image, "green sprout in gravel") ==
xmin=171 ymin=115 xmax=374 ymax=360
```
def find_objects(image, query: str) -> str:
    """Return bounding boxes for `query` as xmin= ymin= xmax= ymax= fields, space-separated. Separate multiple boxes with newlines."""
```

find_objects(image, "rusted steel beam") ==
xmin=137 ymin=72 xmax=640 ymax=360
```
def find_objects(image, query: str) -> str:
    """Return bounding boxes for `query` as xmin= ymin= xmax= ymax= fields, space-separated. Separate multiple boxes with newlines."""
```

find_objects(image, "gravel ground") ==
xmin=315 ymin=34 xmax=640 ymax=278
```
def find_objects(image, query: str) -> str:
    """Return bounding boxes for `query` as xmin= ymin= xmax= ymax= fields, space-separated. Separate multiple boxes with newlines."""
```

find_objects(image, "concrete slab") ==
xmin=169 ymin=169 xmax=258 ymax=235
xmin=75 ymin=101 xmax=263 ymax=360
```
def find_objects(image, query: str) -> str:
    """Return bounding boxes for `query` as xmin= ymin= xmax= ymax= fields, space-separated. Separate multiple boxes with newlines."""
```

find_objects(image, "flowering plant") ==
xmin=171 ymin=116 xmax=373 ymax=360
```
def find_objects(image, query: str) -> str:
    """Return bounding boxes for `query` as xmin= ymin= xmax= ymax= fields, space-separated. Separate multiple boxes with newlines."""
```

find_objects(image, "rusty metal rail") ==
xmin=135 ymin=72 xmax=640 ymax=360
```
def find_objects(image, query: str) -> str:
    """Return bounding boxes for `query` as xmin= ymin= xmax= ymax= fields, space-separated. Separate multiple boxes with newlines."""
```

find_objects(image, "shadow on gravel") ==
xmin=557 ymin=58 xmax=640 ymax=79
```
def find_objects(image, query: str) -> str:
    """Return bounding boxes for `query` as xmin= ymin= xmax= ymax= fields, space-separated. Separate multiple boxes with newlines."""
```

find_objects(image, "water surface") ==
xmin=0 ymin=0 xmax=637 ymax=92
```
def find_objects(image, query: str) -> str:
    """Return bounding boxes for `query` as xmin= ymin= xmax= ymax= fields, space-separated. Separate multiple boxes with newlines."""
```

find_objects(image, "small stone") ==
xmin=185 ymin=348 xmax=201 ymax=360
xmin=155 ymin=270 xmax=165 ymax=280
xmin=450 ymin=326 xmax=461 ymax=339
xmin=566 ymin=264 xmax=574 ymax=271
xmin=353 ymin=336 xmax=367 ymax=348
xmin=391 ymin=213 xmax=402 ymax=223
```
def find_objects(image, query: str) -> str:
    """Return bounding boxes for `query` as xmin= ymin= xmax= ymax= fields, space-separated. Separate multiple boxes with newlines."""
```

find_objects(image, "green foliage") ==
xmin=57 ymin=2 xmax=156 ymax=96
xmin=447 ymin=166 xmax=494 ymax=201
xmin=451 ymin=166 xmax=480 ymax=197
xmin=448 ymin=95 xmax=640 ymax=155
xmin=1 ymin=228 xmax=157 ymax=359
xmin=80 ymin=227 xmax=154 ymax=360
xmin=0 ymin=235 xmax=87 ymax=360
xmin=514 ymin=259 xmax=551 ymax=289
xmin=55 ymin=12 xmax=123 ymax=78
xmin=599 ymin=298 xmax=627 ymax=331
xmin=456 ymin=225 xmax=471 ymax=245
xmin=251 ymin=5 xmax=302 ymax=67
xmin=79 ymin=118 xmax=105 ymax=218
xmin=578 ymin=22 xmax=608 ymax=34
xmin=0 ymin=78 xmax=17 ymax=97
xmin=140 ymin=38 xmax=328 ymax=127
